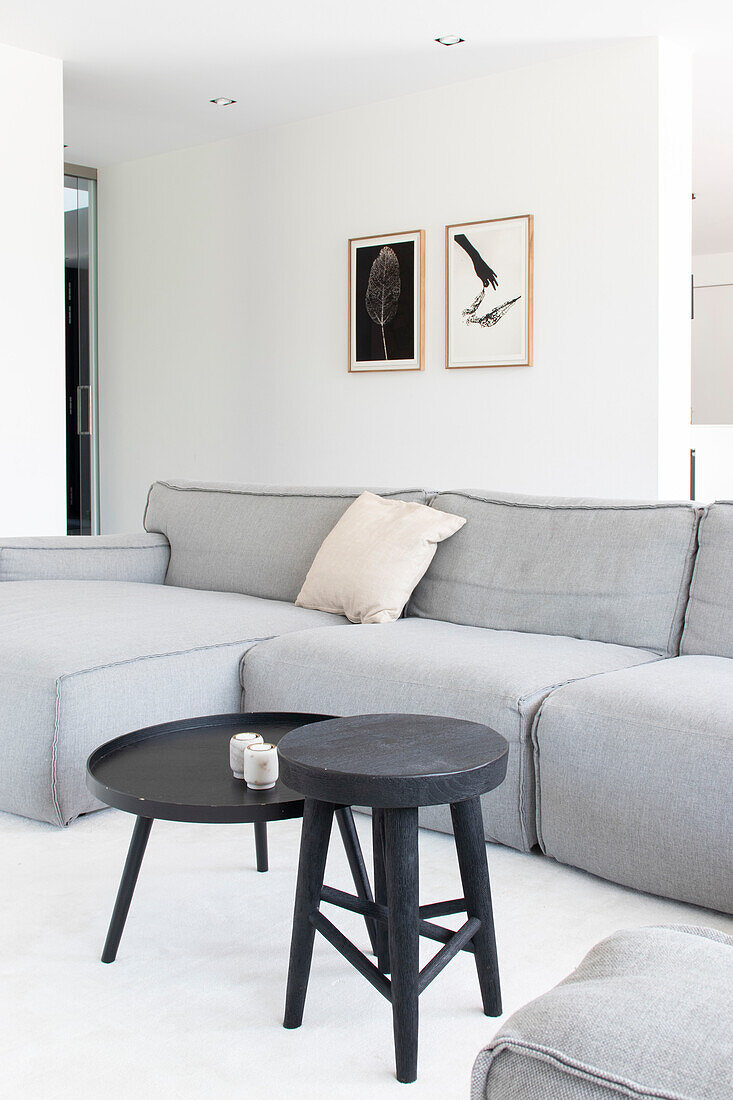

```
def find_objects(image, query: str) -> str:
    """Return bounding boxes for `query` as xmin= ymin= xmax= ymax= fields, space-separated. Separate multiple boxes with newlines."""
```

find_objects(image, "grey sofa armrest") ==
xmin=0 ymin=533 xmax=171 ymax=584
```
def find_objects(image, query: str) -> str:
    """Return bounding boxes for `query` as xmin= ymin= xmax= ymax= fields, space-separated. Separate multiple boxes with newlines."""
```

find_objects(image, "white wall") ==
xmin=98 ymin=39 xmax=692 ymax=533
xmin=0 ymin=44 xmax=65 ymax=535
xmin=656 ymin=42 xmax=693 ymax=499
xmin=692 ymin=251 xmax=733 ymax=425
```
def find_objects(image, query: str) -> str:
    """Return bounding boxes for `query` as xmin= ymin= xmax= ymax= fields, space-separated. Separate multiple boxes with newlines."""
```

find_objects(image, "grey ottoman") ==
xmin=472 ymin=926 xmax=733 ymax=1099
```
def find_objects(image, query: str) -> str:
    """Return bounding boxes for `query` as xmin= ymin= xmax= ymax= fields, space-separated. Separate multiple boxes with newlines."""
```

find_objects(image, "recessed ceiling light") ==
xmin=210 ymin=97 xmax=236 ymax=107
xmin=435 ymin=35 xmax=464 ymax=46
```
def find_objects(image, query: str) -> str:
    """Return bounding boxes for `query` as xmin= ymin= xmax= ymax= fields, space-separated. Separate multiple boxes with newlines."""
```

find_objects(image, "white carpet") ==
xmin=2 ymin=808 xmax=731 ymax=1100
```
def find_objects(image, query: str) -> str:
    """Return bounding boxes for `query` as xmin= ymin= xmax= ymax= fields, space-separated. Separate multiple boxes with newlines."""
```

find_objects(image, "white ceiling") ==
xmin=1 ymin=0 xmax=732 ymax=252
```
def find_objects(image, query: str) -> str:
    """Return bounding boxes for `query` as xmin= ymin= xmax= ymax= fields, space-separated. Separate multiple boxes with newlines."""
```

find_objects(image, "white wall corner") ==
xmin=656 ymin=38 xmax=693 ymax=499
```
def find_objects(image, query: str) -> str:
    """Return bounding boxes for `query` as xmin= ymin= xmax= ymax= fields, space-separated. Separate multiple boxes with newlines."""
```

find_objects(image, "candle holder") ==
xmin=244 ymin=742 xmax=279 ymax=790
xmin=230 ymin=732 xmax=263 ymax=779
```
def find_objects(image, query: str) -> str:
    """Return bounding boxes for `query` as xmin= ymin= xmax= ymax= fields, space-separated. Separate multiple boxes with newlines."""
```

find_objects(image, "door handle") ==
xmin=76 ymin=386 xmax=92 ymax=436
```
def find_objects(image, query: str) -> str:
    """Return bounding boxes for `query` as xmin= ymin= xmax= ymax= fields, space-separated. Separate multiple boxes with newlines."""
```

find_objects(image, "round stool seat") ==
xmin=277 ymin=713 xmax=508 ymax=808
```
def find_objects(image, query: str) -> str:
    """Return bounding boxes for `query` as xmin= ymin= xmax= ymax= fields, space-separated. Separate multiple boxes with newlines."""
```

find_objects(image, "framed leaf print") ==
xmin=348 ymin=230 xmax=425 ymax=372
xmin=446 ymin=215 xmax=533 ymax=369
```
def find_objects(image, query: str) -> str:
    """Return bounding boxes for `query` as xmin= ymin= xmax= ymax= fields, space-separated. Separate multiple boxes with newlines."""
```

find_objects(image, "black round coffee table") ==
xmin=87 ymin=712 xmax=376 ymax=964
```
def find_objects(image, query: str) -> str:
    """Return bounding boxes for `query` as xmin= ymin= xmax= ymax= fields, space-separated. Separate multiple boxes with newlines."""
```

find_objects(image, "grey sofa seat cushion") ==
xmin=240 ymin=618 xmax=659 ymax=851
xmin=0 ymin=533 xmax=170 ymax=583
xmin=0 ymin=580 xmax=346 ymax=825
xmin=681 ymin=502 xmax=733 ymax=658
xmin=144 ymin=480 xmax=427 ymax=602
xmin=534 ymin=656 xmax=733 ymax=913
xmin=472 ymin=925 xmax=733 ymax=1100
xmin=409 ymin=492 xmax=700 ymax=654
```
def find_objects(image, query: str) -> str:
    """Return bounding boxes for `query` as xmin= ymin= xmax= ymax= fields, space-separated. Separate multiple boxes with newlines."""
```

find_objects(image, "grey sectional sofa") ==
xmin=1 ymin=480 xmax=731 ymax=916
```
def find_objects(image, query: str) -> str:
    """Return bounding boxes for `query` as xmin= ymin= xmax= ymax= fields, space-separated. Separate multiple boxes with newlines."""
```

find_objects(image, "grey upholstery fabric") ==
xmin=534 ymin=656 xmax=733 ymax=913
xmin=240 ymin=618 xmax=659 ymax=851
xmin=0 ymin=580 xmax=346 ymax=825
xmin=472 ymin=925 xmax=733 ymax=1100
xmin=0 ymin=533 xmax=170 ymax=584
xmin=144 ymin=480 xmax=427 ymax=602
xmin=409 ymin=492 xmax=700 ymax=654
xmin=681 ymin=502 xmax=733 ymax=658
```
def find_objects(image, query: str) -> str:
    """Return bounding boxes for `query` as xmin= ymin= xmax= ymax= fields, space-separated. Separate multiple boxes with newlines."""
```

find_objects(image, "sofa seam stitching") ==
xmin=516 ymin=704 xmax=530 ymax=848
xmin=678 ymin=505 xmax=710 ymax=657
xmin=538 ymin=698 xmax=733 ymax=742
xmin=239 ymin=641 xmax=262 ymax=711
xmin=665 ymin=510 xmax=702 ymax=657
xmin=142 ymin=480 xmax=156 ymax=531
xmin=530 ymin=705 xmax=546 ymax=851
xmin=56 ymin=634 xmax=283 ymax=681
xmin=1 ymin=543 xmax=168 ymax=553
xmin=485 ymin=1039 xmax=692 ymax=1100
xmin=435 ymin=491 xmax=697 ymax=513
xmin=149 ymin=481 xmax=426 ymax=502
xmin=50 ymin=678 xmax=64 ymax=827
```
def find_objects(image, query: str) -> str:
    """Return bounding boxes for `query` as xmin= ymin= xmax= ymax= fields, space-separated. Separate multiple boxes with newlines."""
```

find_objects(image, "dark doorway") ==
xmin=64 ymin=170 xmax=98 ymax=534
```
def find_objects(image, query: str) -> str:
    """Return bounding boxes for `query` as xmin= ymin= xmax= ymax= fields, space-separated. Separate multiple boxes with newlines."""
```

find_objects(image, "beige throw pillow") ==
xmin=295 ymin=491 xmax=466 ymax=624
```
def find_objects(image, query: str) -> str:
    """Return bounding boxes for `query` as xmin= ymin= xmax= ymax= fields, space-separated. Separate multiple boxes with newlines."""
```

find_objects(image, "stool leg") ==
xmin=372 ymin=809 xmax=390 ymax=973
xmin=450 ymin=798 xmax=502 ymax=1017
xmin=283 ymin=798 xmax=335 ymax=1029
xmin=384 ymin=807 xmax=420 ymax=1084
xmin=335 ymin=807 xmax=378 ymax=955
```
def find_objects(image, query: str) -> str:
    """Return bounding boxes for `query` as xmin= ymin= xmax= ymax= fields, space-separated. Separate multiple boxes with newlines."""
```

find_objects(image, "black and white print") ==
xmin=349 ymin=230 xmax=424 ymax=372
xmin=446 ymin=215 xmax=533 ymax=369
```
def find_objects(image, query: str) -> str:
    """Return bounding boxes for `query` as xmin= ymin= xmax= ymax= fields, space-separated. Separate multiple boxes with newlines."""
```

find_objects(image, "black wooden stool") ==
xmin=278 ymin=713 xmax=508 ymax=1084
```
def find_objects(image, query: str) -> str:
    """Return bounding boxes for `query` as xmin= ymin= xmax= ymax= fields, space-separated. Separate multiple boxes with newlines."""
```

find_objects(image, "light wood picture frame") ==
xmin=348 ymin=230 xmax=425 ymax=372
xmin=445 ymin=214 xmax=533 ymax=369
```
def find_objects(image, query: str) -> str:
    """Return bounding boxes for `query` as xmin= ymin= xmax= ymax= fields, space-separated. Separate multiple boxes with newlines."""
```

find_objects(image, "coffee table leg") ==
xmin=284 ymin=798 xmax=335 ymax=1029
xmin=335 ymin=807 xmax=378 ymax=955
xmin=254 ymin=821 xmax=268 ymax=872
xmin=101 ymin=815 xmax=153 ymax=964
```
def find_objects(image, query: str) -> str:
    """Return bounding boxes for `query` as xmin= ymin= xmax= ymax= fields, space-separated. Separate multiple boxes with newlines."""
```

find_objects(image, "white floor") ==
xmin=2 ymin=809 xmax=731 ymax=1100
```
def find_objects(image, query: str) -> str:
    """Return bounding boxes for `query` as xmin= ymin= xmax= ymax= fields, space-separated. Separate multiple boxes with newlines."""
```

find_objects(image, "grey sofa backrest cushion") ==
xmin=681 ymin=501 xmax=733 ymax=657
xmin=144 ymin=480 xmax=428 ymax=602
xmin=409 ymin=491 xmax=700 ymax=654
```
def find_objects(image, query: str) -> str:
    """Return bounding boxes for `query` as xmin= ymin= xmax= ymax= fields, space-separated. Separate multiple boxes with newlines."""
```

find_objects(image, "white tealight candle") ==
xmin=230 ymin=732 xmax=263 ymax=779
xmin=243 ymin=742 xmax=279 ymax=790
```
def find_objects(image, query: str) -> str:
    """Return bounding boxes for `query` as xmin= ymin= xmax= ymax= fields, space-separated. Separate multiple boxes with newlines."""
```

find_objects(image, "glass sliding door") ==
xmin=64 ymin=168 xmax=99 ymax=534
